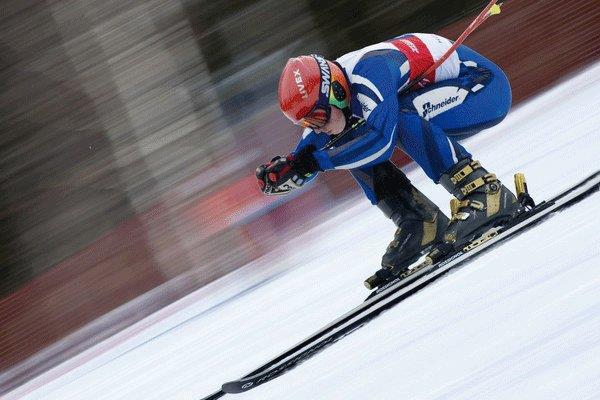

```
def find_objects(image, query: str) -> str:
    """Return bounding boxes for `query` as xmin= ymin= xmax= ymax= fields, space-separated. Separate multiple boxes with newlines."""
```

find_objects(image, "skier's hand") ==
xmin=256 ymin=146 xmax=321 ymax=196
xmin=256 ymin=155 xmax=307 ymax=196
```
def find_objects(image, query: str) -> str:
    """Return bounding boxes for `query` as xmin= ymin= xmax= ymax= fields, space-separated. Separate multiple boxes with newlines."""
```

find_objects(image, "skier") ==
xmin=256 ymin=33 xmax=520 ymax=273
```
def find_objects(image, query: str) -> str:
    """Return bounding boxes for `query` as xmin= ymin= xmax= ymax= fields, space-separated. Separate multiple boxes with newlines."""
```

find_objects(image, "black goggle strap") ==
xmin=297 ymin=55 xmax=333 ymax=129
xmin=310 ymin=54 xmax=332 ymax=110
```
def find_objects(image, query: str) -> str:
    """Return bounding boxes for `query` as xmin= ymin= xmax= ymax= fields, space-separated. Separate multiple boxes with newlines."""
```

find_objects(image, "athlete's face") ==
xmin=314 ymin=106 xmax=346 ymax=135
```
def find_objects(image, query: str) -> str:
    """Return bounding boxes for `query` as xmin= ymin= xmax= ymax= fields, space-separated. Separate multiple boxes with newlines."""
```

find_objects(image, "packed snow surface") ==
xmin=5 ymin=64 xmax=600 ymax=400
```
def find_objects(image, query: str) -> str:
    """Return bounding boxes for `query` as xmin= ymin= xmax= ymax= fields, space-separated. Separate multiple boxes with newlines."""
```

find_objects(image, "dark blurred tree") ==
xmin=307 ymin=0 xmax=483 ymax=56
xmin=182 ymin=0 xmax=250 ymax=74
xmin=0 ymin=38 xmax=134 ymax=298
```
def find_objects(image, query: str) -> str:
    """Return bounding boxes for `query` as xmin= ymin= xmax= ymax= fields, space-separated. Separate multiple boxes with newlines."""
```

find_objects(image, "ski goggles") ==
xmin=298 ymin=104 xmax=331 ymax=130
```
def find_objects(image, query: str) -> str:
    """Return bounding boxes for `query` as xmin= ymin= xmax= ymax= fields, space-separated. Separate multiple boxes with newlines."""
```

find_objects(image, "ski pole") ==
xmin=403 ymin=0 xmax=504 ymax=92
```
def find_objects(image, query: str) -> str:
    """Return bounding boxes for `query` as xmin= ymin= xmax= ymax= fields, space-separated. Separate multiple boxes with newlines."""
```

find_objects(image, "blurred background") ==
xmin=0 ymin=0 xmax=598 ymax=394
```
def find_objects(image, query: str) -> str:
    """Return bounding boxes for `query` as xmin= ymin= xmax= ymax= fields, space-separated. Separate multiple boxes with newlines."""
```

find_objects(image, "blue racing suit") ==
xmin=294 ymin=33 xmax=512 ymax=205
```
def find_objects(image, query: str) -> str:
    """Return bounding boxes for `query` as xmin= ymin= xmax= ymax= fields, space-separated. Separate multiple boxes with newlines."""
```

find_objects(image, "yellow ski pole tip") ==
xmin=489 ymin=4 xmax=502 ymax=15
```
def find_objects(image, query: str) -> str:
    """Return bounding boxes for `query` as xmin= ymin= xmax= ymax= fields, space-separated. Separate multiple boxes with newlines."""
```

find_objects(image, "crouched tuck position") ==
xmin=256 ymin=33 xmax=521 ymax=275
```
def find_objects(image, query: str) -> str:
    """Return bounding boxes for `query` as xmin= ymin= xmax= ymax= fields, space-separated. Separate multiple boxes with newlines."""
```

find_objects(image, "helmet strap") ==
xmin=342 ymin=107 xmax=353 ymax=128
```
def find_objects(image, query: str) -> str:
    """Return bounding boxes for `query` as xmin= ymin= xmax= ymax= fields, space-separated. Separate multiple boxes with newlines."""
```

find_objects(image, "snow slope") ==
xmin=4 ymin=63 xmax=600 ymax=400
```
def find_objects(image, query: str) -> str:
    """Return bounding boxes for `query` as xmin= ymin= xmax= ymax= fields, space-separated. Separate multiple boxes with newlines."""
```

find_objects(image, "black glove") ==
xmin=256 ymin=145 xmax=321 ymax=196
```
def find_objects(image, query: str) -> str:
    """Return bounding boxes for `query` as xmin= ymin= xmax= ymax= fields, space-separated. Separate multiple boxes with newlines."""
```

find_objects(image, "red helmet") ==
xmin=278 ymin=54 xmax=351 ymax=129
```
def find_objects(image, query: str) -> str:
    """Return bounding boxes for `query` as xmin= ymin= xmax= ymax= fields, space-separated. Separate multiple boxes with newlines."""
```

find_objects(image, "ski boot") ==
xmin=437 ymin=159 xmax=522 ymax=253
xmin=364 ymin=162 xmax=449 ymax=290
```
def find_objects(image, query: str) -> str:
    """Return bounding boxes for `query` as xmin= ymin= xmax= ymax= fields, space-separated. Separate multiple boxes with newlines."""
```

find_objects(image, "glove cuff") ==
xmin=292 ymin=145 xmax=322 ymax=175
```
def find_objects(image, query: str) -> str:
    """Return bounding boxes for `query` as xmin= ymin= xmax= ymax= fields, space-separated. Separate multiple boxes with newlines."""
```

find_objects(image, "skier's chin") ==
xmin=323 ymin=106 xmax=346 ymax=135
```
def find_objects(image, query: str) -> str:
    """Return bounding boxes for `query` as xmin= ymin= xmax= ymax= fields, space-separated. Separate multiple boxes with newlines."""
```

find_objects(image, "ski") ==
xmin=200 ymin=170 xmax=599 ymax=400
